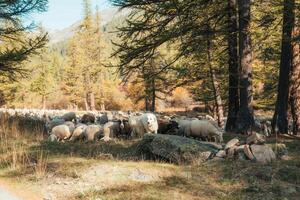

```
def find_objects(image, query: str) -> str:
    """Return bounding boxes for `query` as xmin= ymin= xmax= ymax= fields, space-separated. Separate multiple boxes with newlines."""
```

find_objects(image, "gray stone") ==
xmin=227 ymin=146 xmax=236 ymax=158
xmin=136 ymin=134 xmax=219 ymax=164
xmin=244 ymin=144 xmax=255 ymax=160
xmin=250 ymin=144 xmax=276 ymax=164
xmin=225 ymin=138 xmax=239 ymax=150
xmin=216 ymin=150 xmax=226 ymax=158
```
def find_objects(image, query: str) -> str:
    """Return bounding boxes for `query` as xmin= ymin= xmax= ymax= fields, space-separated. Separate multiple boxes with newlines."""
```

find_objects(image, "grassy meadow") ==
xmin=0 ymin=115 xmax=299 ymax=200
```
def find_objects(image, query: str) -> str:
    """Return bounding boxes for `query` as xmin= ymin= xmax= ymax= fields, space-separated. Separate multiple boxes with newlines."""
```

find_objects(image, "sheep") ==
xmin=176 ymin=119 xmax=223 ymax=143
xmin=157 ymin=118 xmax=180 ymax=135
xmin=48 ymin=134 xmax=58 ymax=142
xmin=189 ymin=120 xmax=223 ymax=143
xmin=84 ymin=125 xmax=103 ymax=142
xmin=80 ymin=113 xmax=95 ymax=124
xmin=61 ymin=112 xmax=76 ymax=122
xmin=63 ymin=121 xmax=75 ymax=135
xmin=100 ymin=119 xmax=128 ymax=142
xmin=45 ymin=117 xmax=65 ymax=134
xmin=129 ymin=113 xmax=158 ymax=138
xmin=49 ymin=125 xmax=72 ymax=141
xmin=69 ymin=125 xmax=87 ymax=142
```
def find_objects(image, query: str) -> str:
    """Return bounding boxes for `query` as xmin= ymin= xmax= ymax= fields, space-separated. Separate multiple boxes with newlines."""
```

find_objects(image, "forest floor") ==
xmin=0 ymin=120 xmax=299 ymax=199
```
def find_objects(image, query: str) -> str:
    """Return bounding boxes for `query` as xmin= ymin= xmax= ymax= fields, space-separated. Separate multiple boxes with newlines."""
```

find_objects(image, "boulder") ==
xmin=216 ymin=150 xmax=226 ymax=158
xmin=246 ymin=132 xmax=266 ymax=145
xmin=250 ymin=144 xmax=276 ymax=164
xmin=235 ymin=145 xmax=245 ymax=152
xmin=227 ymin=146 xmax=236 ymax=158
xmin=136 ymin=134 xmax=219 ymax=164
xmin=225 ymin=138 xmax=239 ymax=150
xmin=244 ymin=144 xmax=255 ymax=160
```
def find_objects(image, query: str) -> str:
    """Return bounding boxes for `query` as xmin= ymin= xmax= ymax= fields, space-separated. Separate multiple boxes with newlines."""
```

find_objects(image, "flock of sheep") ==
xmin=45 ymin=111 xmax=224 ymax=143
xmin=1 ymin=107 xmax=276 ymax=146
xmin=0 ymin=108 xmax=224 ymax=143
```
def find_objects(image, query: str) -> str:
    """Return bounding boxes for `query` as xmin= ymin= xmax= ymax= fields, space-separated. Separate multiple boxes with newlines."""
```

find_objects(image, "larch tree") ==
xmin=235 ymin=0 xmax=255 ymax=133
xmin=272 ymin=0 xmax=295 ymax=134
xmin=225 ymin=0 xmax=240 ymax=132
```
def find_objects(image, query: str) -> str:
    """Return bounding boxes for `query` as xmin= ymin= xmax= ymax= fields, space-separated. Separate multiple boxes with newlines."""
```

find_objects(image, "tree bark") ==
xmin=226 ymin=0 xmax=240 ymax=132
xmin=151 ymin=78 xmax=156 ymax=112
xmin=207 ymin=38 xmax=224 ymax=127
xmin=89 ymin=91 xmax=95 ymax=111
xmin=290 ymin=12 xmax=300 ymax=135
xmin=236 ymin=0 xmax=254 ymax=133
xmin=272 ymin=0 xmax=295 ymax=134
xmin=42 ymin=95 xmax=46 ymax=110
xmin=84 ymin=92 xmax=89 ymax=111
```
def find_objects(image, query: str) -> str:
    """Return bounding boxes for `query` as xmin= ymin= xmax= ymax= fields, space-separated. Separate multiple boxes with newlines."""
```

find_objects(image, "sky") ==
xmin=31 ymin=0 xmax=112 ymax=31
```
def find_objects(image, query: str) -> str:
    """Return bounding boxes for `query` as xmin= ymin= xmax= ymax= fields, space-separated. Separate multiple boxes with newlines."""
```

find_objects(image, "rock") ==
xmin=250 ymin=144 xmax=276 ymax=164
xmin=225 ymin=138 xmax=239 ymax=150
xmin=216 ymin=150 xmax=226 ymax=158
xmin=136 ymin=134 xmax=219 ymax=164
xmin=238 ymin=152 xmax=247 ymax=161
xmin=227 ymin=146 xmax=236 ymax=158
xmin=244 ymin=144 xmax=255 ymax=160
xmin=246 ymin=132 xmax=266 ymax=145
xmin=236 ymin=145 xmax=245 ymax=152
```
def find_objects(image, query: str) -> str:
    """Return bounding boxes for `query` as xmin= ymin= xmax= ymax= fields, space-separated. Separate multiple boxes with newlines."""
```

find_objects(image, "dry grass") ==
xmin=0 ymin=114 xmax=299 ymax=200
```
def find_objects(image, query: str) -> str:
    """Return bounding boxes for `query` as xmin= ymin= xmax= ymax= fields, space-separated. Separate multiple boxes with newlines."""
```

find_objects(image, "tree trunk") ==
xmin=290 ymin=12 xmax=300 ymax=135
xmin=42 ymin=95 xmax=46 ymax=110
xmin=236 ymin=0 xmax=254 ymax=133
xmin=151 ymin=78 xmax=156 ymax=112
xmin=226 ymin=0 xmax=240 ymax=132
xmin=89 ymin=91 xmax=95 ymax=111
xmin=207 ymin=38 xmax=224 ymax=127
xmin=272 ymin=0 xmax=295 ymax=134
xmin=84 ymin=92 xmax=89 ymax=111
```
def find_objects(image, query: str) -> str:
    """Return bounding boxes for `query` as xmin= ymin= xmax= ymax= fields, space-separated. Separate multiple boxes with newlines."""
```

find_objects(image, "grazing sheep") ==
xmin=101 ymin=120 xmax=125 ymax=142
xmin=81 ymin=113 xmax=95 ymax=124
xmin=157 ymin=118 xmax=180 ymax=135
xmin=98 ymin=113 xmax=109 ymax=125
xmin=69 ymin=125 xmax=87 ymax=142
xmin=129 ymin=113 xmax=158 ymax=138
xmin=62 ymin=112 xmax=76 ymax=122
xmin=45 ymin=117 xmax=65 ymax=134
xmin=176 ymin=119 xmax=223 ymax=143
xmin=48 ymin=134 xmax=58 ymax=142
xmin=84 ymin=125 xmax=103 ymax=142
xmin=189 ymin=120 xmax=223 ymax=143
xmin=64 ymin=121 xmax=75 ymax=134
xmin=50 ymin=125 xmax=72 ymax=141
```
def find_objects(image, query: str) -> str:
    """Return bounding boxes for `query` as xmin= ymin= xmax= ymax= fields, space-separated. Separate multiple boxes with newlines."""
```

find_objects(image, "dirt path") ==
xmin=0 ymin=186 xmax=20 ymax=200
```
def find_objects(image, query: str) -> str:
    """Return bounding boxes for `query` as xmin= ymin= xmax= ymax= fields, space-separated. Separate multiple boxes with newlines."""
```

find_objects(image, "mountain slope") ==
xmin=49 ymin=7 xmax=129 ymax=43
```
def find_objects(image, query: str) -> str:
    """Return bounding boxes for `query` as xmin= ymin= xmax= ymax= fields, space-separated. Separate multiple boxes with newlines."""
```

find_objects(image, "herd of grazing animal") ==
xmin=0 ymin=108 xmax=277 ymax=144
xmin=44 ymin=111 xmax=225 ymax=143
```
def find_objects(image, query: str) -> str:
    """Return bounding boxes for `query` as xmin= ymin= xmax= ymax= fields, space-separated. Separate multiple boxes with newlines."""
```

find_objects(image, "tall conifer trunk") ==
xmin=272 ymin=0 xmax=295 ymax=134
xmin=290 ymin=11 xmax=300 ymax=135
xmin=236 ymin=0 xmax=254 ymax=133
xmin=226 ymin=0 xmax=239 ymax=132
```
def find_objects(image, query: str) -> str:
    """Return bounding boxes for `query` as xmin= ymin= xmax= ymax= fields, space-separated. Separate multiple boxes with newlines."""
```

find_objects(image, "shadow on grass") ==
xmin=31 ymin=140 xmax=141 ymax=160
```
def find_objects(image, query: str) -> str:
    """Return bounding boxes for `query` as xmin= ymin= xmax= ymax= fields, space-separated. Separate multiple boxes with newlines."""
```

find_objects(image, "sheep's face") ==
xmin=146 ymin=115 xmax=156 ymax=126
xmin=118 ymin=119 xmax=125 ymax=129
